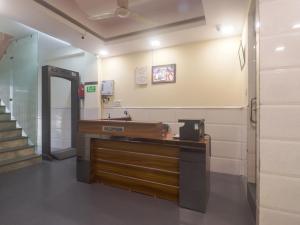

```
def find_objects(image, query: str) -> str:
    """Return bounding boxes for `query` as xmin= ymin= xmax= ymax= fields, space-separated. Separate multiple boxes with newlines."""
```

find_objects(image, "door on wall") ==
xmin=42 ymin=65 xmax=80 ymax=160
xmin=247 ymin=0 xmax=258 ymax=217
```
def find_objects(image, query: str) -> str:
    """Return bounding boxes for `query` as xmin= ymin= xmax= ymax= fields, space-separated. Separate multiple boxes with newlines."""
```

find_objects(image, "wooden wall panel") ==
xmin=94 ymin=170 xmax=179 ymax=201
xmin=94 ymin=140 xmax=179 ymax=157
xmin=94 ymin=160 xmax=179 ymax=186
xmin=93 ymin=148 xmax=178 ymax=172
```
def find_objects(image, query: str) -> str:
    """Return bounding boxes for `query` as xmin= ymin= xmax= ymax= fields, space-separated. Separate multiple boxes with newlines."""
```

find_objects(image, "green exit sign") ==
xmin=86 ymin=85 xmax=96 ymax=93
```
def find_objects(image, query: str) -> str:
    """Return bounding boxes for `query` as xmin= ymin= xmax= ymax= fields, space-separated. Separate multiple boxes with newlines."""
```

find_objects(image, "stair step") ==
xmin=0 ymin=154 xmax=41 ymax=174
xmin=0 ymin=128 xmax=22 ymax=139
xmin=0 ymin=106 xmax=5 ymax=113
xmin=0 ymin=113 xmax=11 ymax=121
xmin=0 ymin=120 xmax=16 ymax=130
xmin=0 ymin=145 xmax=35 ymax=161
xmin=0 ymin=103 xmax=40 ymax=174
xmin=0 ymin=136 xmax=28 ymax=149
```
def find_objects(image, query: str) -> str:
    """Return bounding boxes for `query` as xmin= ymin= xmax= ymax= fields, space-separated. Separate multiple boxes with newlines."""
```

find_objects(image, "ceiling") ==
xmin=41 ymin=0 xmax=206 ymax=40
xmin=0 ymin=0 xmax=249 ymax=57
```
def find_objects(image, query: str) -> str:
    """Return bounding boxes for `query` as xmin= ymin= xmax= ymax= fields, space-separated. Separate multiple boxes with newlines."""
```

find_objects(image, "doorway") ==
xmin=246 ymin=0 xmax=258 ymax=218
xmin=42 ymin=65 xmax=80 ymax=160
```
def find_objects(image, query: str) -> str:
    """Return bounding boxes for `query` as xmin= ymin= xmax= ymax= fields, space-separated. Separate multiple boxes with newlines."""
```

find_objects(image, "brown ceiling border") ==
xmin=34 ymin=0 xmax=206 ymax=42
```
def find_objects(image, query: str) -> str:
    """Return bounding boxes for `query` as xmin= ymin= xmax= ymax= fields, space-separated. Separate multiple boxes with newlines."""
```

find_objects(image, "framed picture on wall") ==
xmin=152 ymin=64 xmax=176 ymax=84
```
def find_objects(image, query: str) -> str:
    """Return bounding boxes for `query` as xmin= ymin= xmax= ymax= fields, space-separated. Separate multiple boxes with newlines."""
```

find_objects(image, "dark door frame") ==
xmin=42 ymin=65 xmax=80 ymax=160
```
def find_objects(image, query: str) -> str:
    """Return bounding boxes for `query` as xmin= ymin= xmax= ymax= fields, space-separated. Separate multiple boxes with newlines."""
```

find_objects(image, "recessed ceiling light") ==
xmin=150 ymin=40 xmax=161 ymax=48
xmin=292 ymin=23 xmax=300 ymax=29
xmin=256 ymin=21 xmax=261 ymax=29
xmin=216 ymin=25 xmax=235 ymax=35
xmin=99 ymin=49 xmax=109 ymax=56
xmin=275 ymin=46 xmax=285 ymax=52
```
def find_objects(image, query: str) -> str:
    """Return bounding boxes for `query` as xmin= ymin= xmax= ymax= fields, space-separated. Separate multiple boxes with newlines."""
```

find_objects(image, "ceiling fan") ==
xmin=88 ymin=0 xmax=155 ymax=25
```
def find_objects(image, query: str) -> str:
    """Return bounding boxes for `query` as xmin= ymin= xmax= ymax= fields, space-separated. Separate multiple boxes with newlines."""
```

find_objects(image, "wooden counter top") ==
xmin=79 ymin=120 xmax=164 ymax=139
xmin=78 ymin=120 xmax=209 ymax=148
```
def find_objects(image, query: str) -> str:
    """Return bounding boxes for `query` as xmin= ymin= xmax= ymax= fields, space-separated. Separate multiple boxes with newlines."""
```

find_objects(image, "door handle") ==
xmin=250 ymin=97 xmax=257 ymax=124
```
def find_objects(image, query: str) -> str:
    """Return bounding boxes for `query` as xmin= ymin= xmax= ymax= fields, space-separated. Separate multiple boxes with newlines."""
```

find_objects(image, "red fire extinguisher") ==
xmin=78 ymin=83 xmax=85 ymax=99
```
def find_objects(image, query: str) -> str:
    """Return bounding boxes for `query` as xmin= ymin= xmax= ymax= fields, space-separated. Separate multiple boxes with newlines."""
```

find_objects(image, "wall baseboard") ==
xmin=104 ymin=105 xmax=248 ymax=109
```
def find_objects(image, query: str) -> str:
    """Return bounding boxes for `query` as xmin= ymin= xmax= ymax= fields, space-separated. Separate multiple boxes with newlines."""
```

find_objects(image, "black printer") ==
xmin=178 ymin=119 xmax=205 ymax=141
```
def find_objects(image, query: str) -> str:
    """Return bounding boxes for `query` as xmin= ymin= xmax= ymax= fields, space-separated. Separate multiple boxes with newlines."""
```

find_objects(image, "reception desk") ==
xmin=77 ymin=120 xmax=211 ymax=212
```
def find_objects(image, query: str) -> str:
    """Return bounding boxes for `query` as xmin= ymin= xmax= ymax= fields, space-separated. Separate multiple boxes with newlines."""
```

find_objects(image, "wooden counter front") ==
xmin=91 ymin=139 xmax=180 ymax=201
xmin=77 ymin=120 xmax=211 ymax=212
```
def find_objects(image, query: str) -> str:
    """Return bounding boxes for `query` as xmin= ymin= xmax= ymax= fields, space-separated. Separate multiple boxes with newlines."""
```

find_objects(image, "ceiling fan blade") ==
xmin=129 ymin=11 xmax=156 ymax=26
xmin=117 ymin=0 xmax=129 ymax=9
xmin=88 ymin=12 xmax=116 ymax=20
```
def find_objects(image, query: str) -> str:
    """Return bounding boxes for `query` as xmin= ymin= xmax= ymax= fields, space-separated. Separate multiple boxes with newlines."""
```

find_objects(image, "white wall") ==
xmin=101 ymin=37 xmax=247 ymax=107
xmin=259 ymin=0 xmax=300 ymax=224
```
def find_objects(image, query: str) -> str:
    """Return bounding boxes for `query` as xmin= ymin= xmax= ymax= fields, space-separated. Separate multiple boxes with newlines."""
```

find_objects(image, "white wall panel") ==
xmin=259 ymin=0 xmax=300 ymax=223
xmin=103 ymin=107 xmax=247 ymax=176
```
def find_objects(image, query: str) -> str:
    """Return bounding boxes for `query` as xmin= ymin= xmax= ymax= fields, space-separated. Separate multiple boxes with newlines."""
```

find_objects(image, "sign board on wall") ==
xmin=86 ymin=85 xmax=96 ymax=93
xmin=85 ymin=82 xmax=98 ymax=94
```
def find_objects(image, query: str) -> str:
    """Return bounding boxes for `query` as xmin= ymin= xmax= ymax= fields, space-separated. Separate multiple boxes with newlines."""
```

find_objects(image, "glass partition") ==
xmin=0 ymin=34 xmax=38 ymax=145
xmin=0 ymin=46 xmax=12 ymax=107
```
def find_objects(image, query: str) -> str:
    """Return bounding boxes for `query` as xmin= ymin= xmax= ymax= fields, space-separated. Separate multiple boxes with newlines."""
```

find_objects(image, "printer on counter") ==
xmin=178 ymin=119 xmax=205 ymax=141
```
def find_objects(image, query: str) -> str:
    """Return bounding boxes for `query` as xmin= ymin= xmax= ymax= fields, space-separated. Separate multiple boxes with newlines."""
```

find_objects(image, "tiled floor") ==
xmin=0 ymin=158 xmax=255 ymax=225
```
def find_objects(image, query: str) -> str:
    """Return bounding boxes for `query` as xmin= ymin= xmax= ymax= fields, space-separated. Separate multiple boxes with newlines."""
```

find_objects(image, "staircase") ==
xmin=0 ymin=103 xmax=41 ymax=174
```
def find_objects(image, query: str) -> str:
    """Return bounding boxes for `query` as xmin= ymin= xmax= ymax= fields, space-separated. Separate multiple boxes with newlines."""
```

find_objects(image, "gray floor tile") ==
xmin=0 ymin=158 xmax=255 ymax=225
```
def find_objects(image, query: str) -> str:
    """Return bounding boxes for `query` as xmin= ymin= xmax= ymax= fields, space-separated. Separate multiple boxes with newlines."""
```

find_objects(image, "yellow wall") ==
xmin=101 ymin=37 xmax=247 ymax=107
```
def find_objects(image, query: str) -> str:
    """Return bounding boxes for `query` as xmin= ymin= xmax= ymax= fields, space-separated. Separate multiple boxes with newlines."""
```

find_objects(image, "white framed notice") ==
xmin=135 ymin=66 xmax=148 ymax=85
